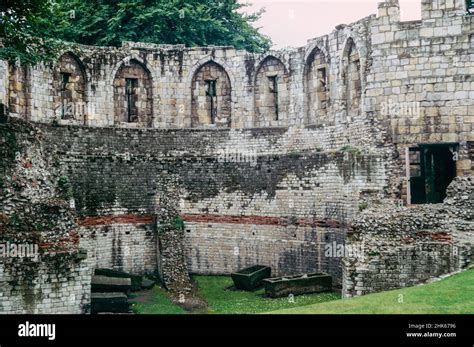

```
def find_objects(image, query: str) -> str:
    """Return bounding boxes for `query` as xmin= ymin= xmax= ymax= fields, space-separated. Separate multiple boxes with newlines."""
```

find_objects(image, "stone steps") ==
xmin=91 ymin=292 xmax=129 ymax=314
xmin=90 ymin=269 xmax=157 ymax=314
xmin=91 ymin=275 xmax=132 ymax=294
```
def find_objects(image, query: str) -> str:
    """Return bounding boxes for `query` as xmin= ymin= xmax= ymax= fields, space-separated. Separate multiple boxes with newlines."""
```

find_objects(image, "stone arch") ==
xmin=304 ymin=45 xmax=330 ymax=124
xmin=340 ymin=37 xmax=363 ymax=120
xmin=304 ymin=41 xmax=330 ymax=67
xmin=187 ymin=56 xmax=236 ymax=89
xmin=254 ymin=54 xmax=290 ymax=77
xmin=113 ymin=58 xmax=153 ymax=127
xmin=190 ymin=60 xmax=232 ymax=127
xmin=52 ymin=52 xmax=87 ymax=123
xmin=254 ymin=55 xmax=290 ymax=127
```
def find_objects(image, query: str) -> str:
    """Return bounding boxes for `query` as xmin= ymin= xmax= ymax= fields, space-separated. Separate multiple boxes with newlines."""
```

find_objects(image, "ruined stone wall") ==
xmin=33 ymin=122 xmax=386 ymax=283
xmin=0 ymin=0 xmax=472 ymax=302
xmin=113 ymin=60 xmax=153 ymax=127
xmin=78 ymin=221 xmax=156 ymax=275
xmin=0 ymin=255 xmax=91 ymax=314
xmin=0 ymin=119 xmax=90 ymax=314
xmin=0 ymin=2 xmax=471 ymax=156
xmin=0 ymin=16 xmax=375 ymax=135
xmin=343 ymin=176 xmax=473 ymax=297
xmin=0 ymin=1 xmax=469 ymax=202
xmin=366 ymin=0 xmax=474 ymax=183
xmin=53 ymin=53 xmax=87 ymax=123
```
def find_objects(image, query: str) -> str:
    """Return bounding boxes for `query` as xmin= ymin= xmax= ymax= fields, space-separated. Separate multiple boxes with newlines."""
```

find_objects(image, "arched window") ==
xmin=342 ymin=38 xmax=361 ymax=120
xmin=305 ymin=47 xmax=329 ymax=124
xmin=53 ymin=52 xmax=87 ymax=122
xmin=191 ymin=61 xmax=231 ymax=127
xmin=113 ymin=59 xmax=153 ymax=126
xmin=254 ymin=56 xmax=289 ymax=127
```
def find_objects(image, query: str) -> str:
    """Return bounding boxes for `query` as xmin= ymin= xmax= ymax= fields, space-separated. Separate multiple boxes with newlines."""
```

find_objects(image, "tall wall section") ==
xmin=0 ymin=119 xmax=90 ymax=313
xmin=36 ymin=122 xmax=386 ymax=284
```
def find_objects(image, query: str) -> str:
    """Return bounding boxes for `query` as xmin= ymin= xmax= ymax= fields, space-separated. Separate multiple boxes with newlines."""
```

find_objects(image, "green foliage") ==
xmin=52 ymin=0 xmax=271 ymax=53
xmin=57 ymin=175 xmax=73 ymax=199
xmin=172 ymin=216 xmax=185 ymax=231
xmin=340 ymin=145 xmax=363 ymax=156
xmin=358 ymin=201 xmax=368 ymax=212
xmin=1 ymin=0 xmax=271 ymax=64
xmin=0 ymin=0 xmax=66 ymax=64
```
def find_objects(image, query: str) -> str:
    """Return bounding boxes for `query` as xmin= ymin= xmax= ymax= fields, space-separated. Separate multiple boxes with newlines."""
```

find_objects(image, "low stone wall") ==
xmin=184 ymin=222 xmax=347 ymax=282
xmin=0 ymin=254 xmax=90 ymax=314
xmin=343 ymin=177 xmax=474 ymax=297
xmin=78 ymin=222 xmax=157 ymax=275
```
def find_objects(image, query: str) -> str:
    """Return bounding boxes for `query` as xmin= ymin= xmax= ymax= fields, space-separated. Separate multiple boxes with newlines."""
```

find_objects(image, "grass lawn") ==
xmin=131 ymin=270 xmax=474 ymax=314
xmin=269 ymin=269 xmax=474 ymax=314
xmin=193 ymin=275 xmax=340 ymax=314
xmin=131 ymin=286 xmax=186 ymax=314
xmin=131 ymin=275 xmax=340 ymax=314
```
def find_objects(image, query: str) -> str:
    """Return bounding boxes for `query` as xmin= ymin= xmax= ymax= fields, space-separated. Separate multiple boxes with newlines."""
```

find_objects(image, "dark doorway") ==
xmin=410 ymin=144 xmax=457 ymax=204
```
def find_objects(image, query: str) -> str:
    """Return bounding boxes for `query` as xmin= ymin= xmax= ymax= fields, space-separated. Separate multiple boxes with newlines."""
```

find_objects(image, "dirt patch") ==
xmin=129 ymin=289 xmax=155 ymax=304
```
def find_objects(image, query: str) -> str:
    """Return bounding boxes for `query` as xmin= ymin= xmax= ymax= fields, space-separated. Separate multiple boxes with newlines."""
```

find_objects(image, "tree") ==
xmin=53 ymin=0 xmax=272 ymax=53
xmin=0 ymin=0 xmax=64 ymax=64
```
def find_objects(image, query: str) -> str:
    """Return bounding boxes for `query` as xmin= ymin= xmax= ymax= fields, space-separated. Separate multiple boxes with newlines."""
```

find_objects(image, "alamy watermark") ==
xmin=217 ymin=148 xmax=258 ymax=165
xmin=54 ymin=100 xmax=96 ymax=120
xmin=0 ymin=242 xmax=39 ymax=261
xmin=380 ymin=99 xmax=421 ymax=118
xmin=324 ymin=241 xmax=365 ymax=259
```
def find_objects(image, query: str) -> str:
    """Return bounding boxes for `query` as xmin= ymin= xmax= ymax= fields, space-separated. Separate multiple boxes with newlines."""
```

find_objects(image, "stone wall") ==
xmin=0 ymin=255 xmax=90 ymax=314
xmin=31 ymin=121 xmax=386 ymax=284
xmin=78 ymin=221 xmax=156 ymax=275
xmin=0 ymin=1 xmax=470 ymax=190
xmin=53 ymin=53 xmax=87 ymax=123
xmin=0 ymin=0 xmax=472 ymax=307
xmin=0 ymin=118 xmax=90 ymax=314
xmin=343 ymin=176 xmax=473 ymax=297
xmin=366 ymin=0 xmax=474 ymax=196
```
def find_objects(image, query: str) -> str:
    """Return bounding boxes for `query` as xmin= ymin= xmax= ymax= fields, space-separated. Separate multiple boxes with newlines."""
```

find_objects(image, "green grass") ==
xmin=193 ymin=275 xmax=340 ymax=314
xmin=269 ymin=270 xmax=474 ymax=314
xmin=131 ymin=286 xmax=186 ymax=314
xmin=131 ymin=270 xmax=474 ymax=314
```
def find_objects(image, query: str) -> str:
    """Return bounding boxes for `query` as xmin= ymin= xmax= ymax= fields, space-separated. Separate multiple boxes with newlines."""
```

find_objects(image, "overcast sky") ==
xmin=241 ymin=0 xmax=422 ymax=48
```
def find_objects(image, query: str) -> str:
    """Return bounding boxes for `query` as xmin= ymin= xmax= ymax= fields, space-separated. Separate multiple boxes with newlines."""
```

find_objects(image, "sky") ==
xmin=241 ymin=0 xmax=422 ymax=48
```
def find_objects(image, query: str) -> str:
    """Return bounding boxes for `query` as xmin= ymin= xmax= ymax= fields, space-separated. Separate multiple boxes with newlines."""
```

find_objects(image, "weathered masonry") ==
xmin=0 ymin=0 xmax=473 ymax=313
